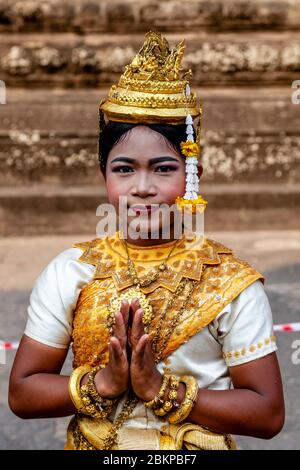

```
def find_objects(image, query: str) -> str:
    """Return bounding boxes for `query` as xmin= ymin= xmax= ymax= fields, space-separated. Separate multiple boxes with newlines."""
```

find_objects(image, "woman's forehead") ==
xmin=108 ymin=126 xmax=180 ymax=158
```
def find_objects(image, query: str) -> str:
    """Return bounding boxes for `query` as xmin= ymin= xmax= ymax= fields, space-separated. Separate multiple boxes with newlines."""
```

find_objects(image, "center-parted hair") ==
xmin=98 ymin=120 xmax=195 ymax=177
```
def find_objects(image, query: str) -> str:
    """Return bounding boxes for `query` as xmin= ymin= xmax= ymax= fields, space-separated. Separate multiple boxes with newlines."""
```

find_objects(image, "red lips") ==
xmin=129 ymin=204 xmax=159 ymax=214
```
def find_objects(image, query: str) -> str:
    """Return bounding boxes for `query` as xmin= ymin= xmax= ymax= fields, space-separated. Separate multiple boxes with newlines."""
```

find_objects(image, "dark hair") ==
xmin=98 ymin=121 xmax=195 ymax=176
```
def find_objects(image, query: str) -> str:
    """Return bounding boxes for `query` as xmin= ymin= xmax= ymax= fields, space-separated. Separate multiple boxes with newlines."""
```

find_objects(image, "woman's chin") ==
xmin=130 ymin=223 xmax=162 ymax=240
xmin=132 ymin=226 xmax=179 ymax=242
xmin=118 ymin=211 xmax=179 ymax=240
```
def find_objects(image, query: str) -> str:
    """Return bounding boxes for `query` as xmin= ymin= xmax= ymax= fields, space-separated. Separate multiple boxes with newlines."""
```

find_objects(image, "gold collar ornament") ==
xmin=99 ymin=31 xmax=207 ymax=217
xmin=107 ymin=234 xmax=182 ymax=333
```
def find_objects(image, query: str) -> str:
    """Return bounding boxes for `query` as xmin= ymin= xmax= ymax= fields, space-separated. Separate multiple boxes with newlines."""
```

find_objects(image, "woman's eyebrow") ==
xmin=111 ymin=156 xmax=135 ymax=164
xmin=149 ymin=156 xmax=179 ymax=165
xmin=111 ymin=156 xmax=179 ymax=165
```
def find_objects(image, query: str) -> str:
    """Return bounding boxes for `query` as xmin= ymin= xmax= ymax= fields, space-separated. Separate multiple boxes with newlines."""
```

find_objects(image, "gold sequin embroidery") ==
xmin=71 ymin=231 xmax=264 ymax=368
xmin=223 ymin=336 xmax=277 ymax=361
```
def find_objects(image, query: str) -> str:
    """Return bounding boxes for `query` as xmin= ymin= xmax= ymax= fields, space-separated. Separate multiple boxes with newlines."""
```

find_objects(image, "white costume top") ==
xmin=24 ymin=246 xmax=278 ymax=439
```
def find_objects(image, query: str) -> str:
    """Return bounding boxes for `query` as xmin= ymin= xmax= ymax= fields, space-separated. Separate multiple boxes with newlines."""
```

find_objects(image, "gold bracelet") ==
xmin=168 ymin=375 xmax=199 ymax=424
xmin=69 ymin=365 xmax=113 ymax=419
xmin=154 ymin=400 xmax=173 ymax=416
xmin=68 ymin=364 xmax=92 ymax=412
xmin=79 ymin=392 xmax=113 ymax=419
xmin=144 ymin=374 xmax=169 ymax=409
xmin=168 ymin=375 xmax=180 ymax=401
xmin=83 ymin=365 xmax=116 ymax=408
xmin=153 ymin=375 xmax=180 ymax=417
xmin=87 ymin=365 xmax=117 ymax=407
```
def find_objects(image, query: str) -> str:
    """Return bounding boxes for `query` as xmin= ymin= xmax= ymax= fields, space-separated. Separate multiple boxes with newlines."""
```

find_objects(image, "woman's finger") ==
xmin=120 ymin=299 xmax=130 ymax=329
xmin=130 ymin=298 xmax=141 ymax=315
xmin=113 ymin=311 xmax=127 ymax=349
xmin=134 ymin=334 xmax=149 ymax=358
xmin=143 ymin=336 xmax=156 ymax=365
xmin=108 ymin=339 xmax=116 ymax=368
xmin=110 ymin=336 xmax=124 ymax=365
xmin=131 ymin=308 xmax=145 ymax=347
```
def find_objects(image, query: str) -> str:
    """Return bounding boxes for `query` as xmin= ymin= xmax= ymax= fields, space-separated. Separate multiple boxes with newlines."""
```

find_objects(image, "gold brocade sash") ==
xmin=65 ymin=415 xmax=237 ymax=450
xmin=71 ymin=233 xmax=264 ymax=368
xmin=66 ymin=233 xmax=262 ymax=450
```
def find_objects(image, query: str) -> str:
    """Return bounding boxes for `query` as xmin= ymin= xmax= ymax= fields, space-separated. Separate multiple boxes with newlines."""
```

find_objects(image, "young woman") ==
xmin=9 ymin=32 xmax=284 ymax=450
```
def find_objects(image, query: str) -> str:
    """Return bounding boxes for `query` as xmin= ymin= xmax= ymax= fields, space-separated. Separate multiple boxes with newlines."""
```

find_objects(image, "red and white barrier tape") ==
xmin=274 ymin=323 xmax=300 ymax=332
xmin=1 ymin=323 xmax=300 ymax=351
xmin=0 ymin=341 xmax=19 ymax=350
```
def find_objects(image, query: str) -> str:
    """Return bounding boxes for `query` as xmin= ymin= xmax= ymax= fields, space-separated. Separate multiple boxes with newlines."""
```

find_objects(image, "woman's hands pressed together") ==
xmin=129 ymin=300 xmax=163 ymax=402
xmin=94 ymin=298 xmax=162 ymax=401
xmin=94 ymin=299 xmax=130 ymax=398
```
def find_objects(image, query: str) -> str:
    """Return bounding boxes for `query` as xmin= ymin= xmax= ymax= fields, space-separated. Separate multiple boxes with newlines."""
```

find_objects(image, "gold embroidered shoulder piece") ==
xmin=71 ymin=232 xmax=264 ymax=367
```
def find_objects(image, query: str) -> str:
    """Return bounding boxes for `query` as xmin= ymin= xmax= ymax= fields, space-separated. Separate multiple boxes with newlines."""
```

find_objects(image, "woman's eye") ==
xmin=112 ymin=166 xmax=133 ymax=173
xmin=155 ymin=166 xmax=176 ymax=173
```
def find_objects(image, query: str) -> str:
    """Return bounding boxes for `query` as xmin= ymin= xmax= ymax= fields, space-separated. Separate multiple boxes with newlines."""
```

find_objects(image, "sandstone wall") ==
xmin=0 ymin=1 xmax=299 ymax=233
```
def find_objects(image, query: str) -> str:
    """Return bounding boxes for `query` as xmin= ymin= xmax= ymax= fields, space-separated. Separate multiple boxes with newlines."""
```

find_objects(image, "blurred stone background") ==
xmin=0 ymin=0 xmax=300 ymax=451
xmin=0 ymin=0 xmax=299 ymax=234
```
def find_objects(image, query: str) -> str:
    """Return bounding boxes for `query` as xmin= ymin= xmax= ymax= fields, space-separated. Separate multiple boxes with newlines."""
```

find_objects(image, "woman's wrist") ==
xmin=176 ymin=382 xmax=186 ymax=406
xmin=94 ymin=368 xmax=125 ymax=399
xmin=80 ymin=372 xmax=89 ymax=387
xmin=139 ymin=372 xmax=163 ymax=402
xmin=80 ymin=369 xmax=118 ymax=398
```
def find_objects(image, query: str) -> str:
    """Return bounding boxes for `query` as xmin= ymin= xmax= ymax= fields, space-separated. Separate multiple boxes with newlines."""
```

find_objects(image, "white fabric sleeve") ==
xmin=24 ymin=247 xmax=95 ymax=349
xmin=212 ymin=280 xmax=278 ymax=367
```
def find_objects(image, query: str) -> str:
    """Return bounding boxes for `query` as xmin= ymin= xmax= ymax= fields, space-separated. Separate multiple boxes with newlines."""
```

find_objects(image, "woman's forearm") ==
xmin=185 ymin=386 xmax=282 ymax=439
xmin=9 ymin=374 xmax=76 ymax=419
xmin=10 ymin=375 xmax=282 ymax=439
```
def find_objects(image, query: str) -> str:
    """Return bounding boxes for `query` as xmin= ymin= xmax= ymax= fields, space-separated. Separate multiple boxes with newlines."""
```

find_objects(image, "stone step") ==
xmin=1 ymin=31 xmax=300 ymax=87
xmin=0 ymin=184 xmax=299 ymax=236
xmin=0 ymin=88 xmax=299 ymax=185
xmin=1 ymin=87 xmax=299 ymax=133
xmin=0 ymin=0 xmax=299 ymax=34
xmin=1 ymin=131 xmax=299 ymax=185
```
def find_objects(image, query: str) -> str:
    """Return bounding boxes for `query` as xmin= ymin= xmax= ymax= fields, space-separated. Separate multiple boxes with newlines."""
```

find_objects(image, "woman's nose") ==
xmin=130 ymin=173 xmax=157 ymax=197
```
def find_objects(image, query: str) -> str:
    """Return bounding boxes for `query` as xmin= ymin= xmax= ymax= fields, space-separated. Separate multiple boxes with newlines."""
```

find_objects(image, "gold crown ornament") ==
xmin=99 ymin=31 xmax=207 ymax=214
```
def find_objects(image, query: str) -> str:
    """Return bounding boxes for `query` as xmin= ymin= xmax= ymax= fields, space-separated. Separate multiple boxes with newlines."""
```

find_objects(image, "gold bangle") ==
xmin=69 ymin=365 xmax=113 ymax=419
xmin=153 ymin=375 xmax=180 ymax=417
xmin=84 ymin=365 xmax=116 ymax=408
xmin=154 ymin=401 xmax=172 ymax=416
xmin=68 ymin=364 xmax=92 ymax=412
xmin=144 ymin=374 xmax=169 ymax=409
xmin=168 ymin=375 xmax=180 ymax=401
xmin=80 ymin=395 xmax=113 ymax=419
xmin=168 ymin=375 xmax=198 ymax=424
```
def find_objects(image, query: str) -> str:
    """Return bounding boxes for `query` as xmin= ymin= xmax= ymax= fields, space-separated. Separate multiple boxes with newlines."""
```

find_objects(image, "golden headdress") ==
xmin=99 ymin=31 xmax=207 ymax=212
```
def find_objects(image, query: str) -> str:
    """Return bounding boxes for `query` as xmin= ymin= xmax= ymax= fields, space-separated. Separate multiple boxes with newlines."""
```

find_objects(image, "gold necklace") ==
xmin=107 ymin=236 xmax=182 ymax=333
xmin=100 ymin=236 xmax=201 ymax=451
xmin=100 ymin=278 xmax=200 ymax=451
xmin=151 ymin=277 xmax=199 ymax=363
xmin=123 ymin=237 xmax=182 ymax=288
